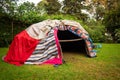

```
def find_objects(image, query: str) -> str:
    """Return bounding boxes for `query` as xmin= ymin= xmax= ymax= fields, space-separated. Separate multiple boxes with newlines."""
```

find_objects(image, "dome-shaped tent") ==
xmin=3 ymin=20 xmax=96 ymax=66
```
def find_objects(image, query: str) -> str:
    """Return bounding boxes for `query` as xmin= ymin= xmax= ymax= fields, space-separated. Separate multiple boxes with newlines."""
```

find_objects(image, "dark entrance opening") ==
xmin=57 ymin=30 xmax=86 ymax=53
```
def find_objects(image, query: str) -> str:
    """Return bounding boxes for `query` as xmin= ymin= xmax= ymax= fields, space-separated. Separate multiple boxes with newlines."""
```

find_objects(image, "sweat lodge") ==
xmin=3 ymin=20 xmax=97 ymax=66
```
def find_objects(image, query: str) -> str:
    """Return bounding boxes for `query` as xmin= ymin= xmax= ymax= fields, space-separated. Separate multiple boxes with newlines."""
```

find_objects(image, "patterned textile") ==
xmin=25 ymin=25 xmax=96 ymax=64
xmin=25 ymin=29 xmax=61 ymax=64
xmin=68 ymin=26 xmax=96 ymax=57
xmin=25 ymin=20 xmax=88 ymax=40
xmin=57 ymin=25 xmax=96 ymax=57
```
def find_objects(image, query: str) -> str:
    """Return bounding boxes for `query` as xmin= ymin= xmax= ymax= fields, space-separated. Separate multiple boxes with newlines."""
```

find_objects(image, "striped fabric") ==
xmin=25 ymin=29 xmax=58 ymax=64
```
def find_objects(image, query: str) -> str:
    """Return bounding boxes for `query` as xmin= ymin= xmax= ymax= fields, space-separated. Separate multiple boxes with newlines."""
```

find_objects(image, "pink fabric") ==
xmin=44 ymin=29 xmax=62 ymax=64
xmin=54 ymin=29 xmax=62 ymax=59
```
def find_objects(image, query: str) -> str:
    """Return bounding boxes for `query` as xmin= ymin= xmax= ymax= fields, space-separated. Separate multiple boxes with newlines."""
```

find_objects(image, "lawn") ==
xmin=0 ymin=44 xmax=120 ymax=80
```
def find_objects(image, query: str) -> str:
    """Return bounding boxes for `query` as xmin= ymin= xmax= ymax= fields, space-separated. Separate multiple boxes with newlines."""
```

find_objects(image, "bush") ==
xmin=45 ymin=14 xmax=77 ymax=20
xmin=0 ymin=15 xmax=47 ymax=47
xmin=83 ymin=20 xmax=106 ymax=43
xmin=115 ymin=28 xmax=120 ymax=43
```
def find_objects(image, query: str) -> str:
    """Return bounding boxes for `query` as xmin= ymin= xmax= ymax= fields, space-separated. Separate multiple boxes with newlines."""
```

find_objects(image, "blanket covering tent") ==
xmin=3 ymin=20 xmax=96 ymax=66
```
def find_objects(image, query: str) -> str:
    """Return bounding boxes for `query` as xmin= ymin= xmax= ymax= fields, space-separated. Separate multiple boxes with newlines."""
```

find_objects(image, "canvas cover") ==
xmin=3 ymin=20 xmax=96 ymax=66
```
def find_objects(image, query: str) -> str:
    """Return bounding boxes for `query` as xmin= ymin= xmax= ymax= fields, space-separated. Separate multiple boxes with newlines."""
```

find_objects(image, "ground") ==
xmin=0 ymin=44 xmax=120 ymax=80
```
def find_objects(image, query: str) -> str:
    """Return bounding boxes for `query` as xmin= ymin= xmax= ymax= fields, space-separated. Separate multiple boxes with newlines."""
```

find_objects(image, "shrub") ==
xmin=83 ymin=20 xmax=106 ymax=43
xmin=115 ymin=28 xmax=120 ymax=43
xmin=45 ymin=14 xmax=77 ymax=20
xmin=0 ymin=15 xmax=47 ymax=47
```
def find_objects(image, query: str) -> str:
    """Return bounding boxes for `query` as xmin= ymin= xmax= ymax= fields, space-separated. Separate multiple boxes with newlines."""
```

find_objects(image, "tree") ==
xmin=62 ymin=0 xmax=87 ymax=20
xmin=0 ymin=0 xmax=18 ymax=13
xmin=81 ymin=0 xmax=106 ymax=21
xmin=0 ymin=0 xmax=19 ymax=39
xmin=17 ymin=1 xmax=35 ymax=15
xmin=0 ymin=0 xmax=46 ymax=46
xmin=95 ymin=5 xmax=105 ymax=20
xmin=17 ymin=1 xmax=36 ymax=23
xmin=0 ymin=0 xmax=19 ymax=46
xmin=37 ymin=0 xmax=47 ymax=15
xmin=115 ymin=28 xmax=120 ymax=43
xmin=103 ymin=0 xmax=120 ymax=42
xmin=37 ymin=0 xmax=61 ymax=14
xmin=63 ymin=0 xmax=82 ymax=14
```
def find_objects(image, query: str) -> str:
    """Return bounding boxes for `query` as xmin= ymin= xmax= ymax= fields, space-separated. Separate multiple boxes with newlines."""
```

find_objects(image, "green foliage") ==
xmin=95 ymin=4 xmax=105 ymax=21
xmin=104 ymin=11 xmax=120 ymax=33
xmin=62 ymin=0 xmax=82 ymax=14
xmin=62 ymin=0 xmax=87 ymax=20
xmin=83 ymin=20 xmax=106 ymax=42
xmin=45 ymin=14 xmax=77 ymax=20
xmin=0 ymin=1 xmax=48 ymax=44
xmin=0 ymin=1 xmax=47 ymax=47
xmin=36 ymin=0 xmax=47 ymax=15
xmin=0 ymin=0 xmax=18 ymax=13
xmin=0 ymin=14 xmax=13 ymax=47
xmin=17 ymin=1 xmax=35 ymax=15
xmin=38 ymin=0 xmax=61 ymax=14
xmin=103 ymin=0 xmax=120 ymax=42
xmin=115 ymin=28 xmax=120 ymax=43
xmin=19 ymin=11 xmax=46 ymax=24
xmin=0 ymin=14 xmax=47 ymax=47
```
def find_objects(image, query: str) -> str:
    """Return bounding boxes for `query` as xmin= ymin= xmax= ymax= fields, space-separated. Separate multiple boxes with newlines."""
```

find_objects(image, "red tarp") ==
xmin=4 ymin=30 xmax=39 ymax=66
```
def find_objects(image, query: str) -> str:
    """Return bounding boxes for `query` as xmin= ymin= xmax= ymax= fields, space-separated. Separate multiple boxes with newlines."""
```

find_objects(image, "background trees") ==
xmin=37 ymin=0 xmax=61 ymax=14
xmin=103 ymin=0 xmax=120 ymax=42
xmin=0 ymin=0 xmax=46 ymax=46
xmin=62 ymin=0 xmax=87 ymax=20
xmin=0 ymin=0 xmax=120 ymax=47
xmin=0 ymin=0 xmax=19 ymax=46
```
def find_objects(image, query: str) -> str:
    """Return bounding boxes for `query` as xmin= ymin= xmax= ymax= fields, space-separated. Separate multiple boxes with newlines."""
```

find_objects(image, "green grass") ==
xmin=0 ymin=44 xmax=120 ymax=80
